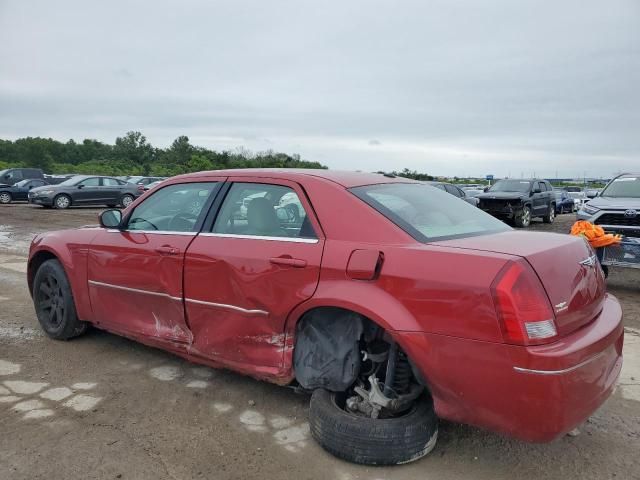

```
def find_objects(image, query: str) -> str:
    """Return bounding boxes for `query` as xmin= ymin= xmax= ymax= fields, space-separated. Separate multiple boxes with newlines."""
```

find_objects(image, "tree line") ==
xmin=0 ymin=131 xmax=327 ymax=176
xmin=0 ymin=132 xmax=440 ymax=182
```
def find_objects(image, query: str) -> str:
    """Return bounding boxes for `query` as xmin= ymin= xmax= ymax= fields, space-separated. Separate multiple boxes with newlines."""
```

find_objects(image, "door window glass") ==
xmin=127 ymin=182 xmax=217 ymax=232
xmin=103 ymin=178 xmax=123 ymax=186
xmin=213 ymin=183 xmax=316 ymax=239
xmin=78 ymin=177 xmax=100 ymax=187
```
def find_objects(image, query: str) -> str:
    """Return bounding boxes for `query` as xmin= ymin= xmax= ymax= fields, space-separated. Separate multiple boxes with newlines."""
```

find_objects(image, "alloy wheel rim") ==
xmin=57 ymin=196 xmax=69 ymax=208
xmin=522 ymin=209 xmax=530 ymax=226
xmin=123 ymin=196 xmax=133 ymax=207
xmin=37 ymin=273 xmax=65 ymax=328
xmin=0 ymin=193 xmax=10 ymax=203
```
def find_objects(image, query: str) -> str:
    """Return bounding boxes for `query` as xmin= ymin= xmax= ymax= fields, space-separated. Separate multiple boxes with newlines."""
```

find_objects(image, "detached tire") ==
xmin=33 ymin=259 xmax=87 ymax=340
xmin=309 ymin=389 xmax=438 ymax=465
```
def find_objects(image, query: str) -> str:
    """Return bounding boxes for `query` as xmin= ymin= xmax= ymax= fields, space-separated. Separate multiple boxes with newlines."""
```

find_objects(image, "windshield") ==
xmin=488 ymin=180 xmax=531 ymax=193
xmin=58 ymin=176 xmax=83 ymax=186
xmin=350 ymin=183 xmax=511 ymax=241
xmin=601 ymin=176 xmax=640 ymax=198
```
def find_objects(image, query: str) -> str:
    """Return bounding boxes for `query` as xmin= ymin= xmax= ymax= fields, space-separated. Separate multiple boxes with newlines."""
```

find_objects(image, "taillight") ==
xmin=491 ymin=260 xmax=557 ymax=346
xmin=137 ymin=185 xmax=145 ymax=192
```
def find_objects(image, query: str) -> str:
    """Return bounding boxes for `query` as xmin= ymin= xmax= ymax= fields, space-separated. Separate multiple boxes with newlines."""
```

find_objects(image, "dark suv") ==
xmin=476 ymin=179 xmax=555 ymax=228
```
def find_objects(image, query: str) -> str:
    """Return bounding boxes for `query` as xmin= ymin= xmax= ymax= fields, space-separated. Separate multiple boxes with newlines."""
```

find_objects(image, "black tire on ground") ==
xmin=514 ymin=205 xmax=531 ymax=228
xmin=309 ymin=389 xmax=438 ymax=465
xmin=0 ymin=191 xmax=12 ymax=204
xmin=54 ymin=194 xmax=71 ymax=209
xmin=120 ymin=194 xmax=134 ymax=208
xmin=33 ymin=259 xmax=88 ymax=340
xmin=543 ymin=204 xmax=555 ymax=223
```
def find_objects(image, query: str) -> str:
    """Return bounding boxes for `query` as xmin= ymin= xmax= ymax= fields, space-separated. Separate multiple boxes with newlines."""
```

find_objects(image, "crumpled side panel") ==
xmin=293 ymin=308 xmax=363 ymax=391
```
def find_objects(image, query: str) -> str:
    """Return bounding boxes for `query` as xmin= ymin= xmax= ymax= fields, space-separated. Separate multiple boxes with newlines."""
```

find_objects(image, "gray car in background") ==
xmin=29 ymin=175 xmax=142 ymax=209
xmin=577 ymin=173 xmax=640 ymax=235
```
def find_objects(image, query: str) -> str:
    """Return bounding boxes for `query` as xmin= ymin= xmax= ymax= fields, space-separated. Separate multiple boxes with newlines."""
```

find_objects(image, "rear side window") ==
xmin=127 ymin=182 xmax=218 ymax=232
xmin=351 ymin=183 xmax=510 ymax=241
xmin=212 ymin=183 xmax=316 ymax=239
xmin=103 ymin=178 xmax=124 ymax=186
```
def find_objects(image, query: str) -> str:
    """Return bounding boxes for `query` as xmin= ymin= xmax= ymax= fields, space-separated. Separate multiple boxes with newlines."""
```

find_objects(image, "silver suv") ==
xmin=577 ymin=173 xmax=640 ymax=235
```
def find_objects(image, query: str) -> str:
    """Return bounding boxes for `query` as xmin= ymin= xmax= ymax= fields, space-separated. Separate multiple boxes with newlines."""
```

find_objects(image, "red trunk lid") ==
xmin=435 ymin=231 xmax=606 ymax=337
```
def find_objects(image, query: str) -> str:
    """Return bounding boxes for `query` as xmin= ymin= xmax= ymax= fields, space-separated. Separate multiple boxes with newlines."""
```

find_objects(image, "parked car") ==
xmin=28 ymin=175 xmax=142 ymax=209
xmin=568 ymin=191 xmax=588 ymax=210
xmin=144 ymin=179 xmax=165 ymax=191
xmin=27 ymin=169 xmax=622 ymax=466
xmin=0 ymin=178 xmax=49 ymax=204
xmin=577 ymin=173 xmax=640 ymax=236
xmin=476 ymin=179 xmax=556 ymax=227
xmin=554 ymin=190 xmax=576 ymax=214
xmin=426 ymin=181 xmax=479 ymax=206
xmin=585 ymin=188 xmax=603 ymax=199
xmin=127 ymin=176 xmax=166 ymax=186
xmin=0 ymin=167 xmax=44 ymax=184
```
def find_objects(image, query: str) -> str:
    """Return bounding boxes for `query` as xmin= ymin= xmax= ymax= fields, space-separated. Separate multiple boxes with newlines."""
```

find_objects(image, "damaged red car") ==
xmin=28 ymin=169 xmax=624 ymax=465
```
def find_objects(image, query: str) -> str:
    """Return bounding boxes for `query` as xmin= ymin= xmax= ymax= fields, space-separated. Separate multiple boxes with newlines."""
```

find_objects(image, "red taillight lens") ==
xmin=137 ymin=185 xmax=145 ymax=192
xmin=491 ymin=260 xmax=557 ymax=346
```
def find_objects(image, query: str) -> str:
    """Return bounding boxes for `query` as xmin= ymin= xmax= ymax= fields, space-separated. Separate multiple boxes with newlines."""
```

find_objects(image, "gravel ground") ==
xmin=1 ymin=203 xmax=639 ymax=480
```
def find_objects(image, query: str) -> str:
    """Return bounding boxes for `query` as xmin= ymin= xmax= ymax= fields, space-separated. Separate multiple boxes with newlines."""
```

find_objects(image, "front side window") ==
xmin=351 ymin=183 xmax=510 ymax=242
xmin=127 ymin=182 xmax=217 ymax=232
xmin=213 ymin=183 xmax=315 ymax=239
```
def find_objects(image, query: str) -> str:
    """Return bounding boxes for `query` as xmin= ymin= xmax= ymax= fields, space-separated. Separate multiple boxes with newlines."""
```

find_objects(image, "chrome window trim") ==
xmin=199 ymin=232 xmax=318 ymax=244
xmin=88 ymin=280 xmax=183 ymax=302
xmin=106 ymin=229 xmax=196 ymax=236
xmin=185 ymin=298 xmax=268 ymax=316
xmin=513 ymin=351 xmax=607 ymax=376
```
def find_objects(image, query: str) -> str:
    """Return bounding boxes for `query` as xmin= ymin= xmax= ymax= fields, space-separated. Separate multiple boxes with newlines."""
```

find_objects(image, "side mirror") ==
xmin=483 ymin=187 xmax=489 ymax=192
xmin=100 ymin=209 xmax=123 ymax=229
xmin=77 ymin=184 xmax=84 ymax=189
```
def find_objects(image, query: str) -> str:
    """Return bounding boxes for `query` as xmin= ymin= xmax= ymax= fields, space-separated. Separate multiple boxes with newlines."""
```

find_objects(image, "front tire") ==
xmin=54 ymin=194 xmax=71 ymax=209
xmin=0 ymin=192 xmax=12 ymax=204
xmin=33 ymin=259 xmax=87 ymax=340
xmin=514 ymin=205 xmax=531 ymax=228
xmin=309 ymin=389 xmax=438 ymax=465
xmin=120 ymin=194 xmax=134 ymax=208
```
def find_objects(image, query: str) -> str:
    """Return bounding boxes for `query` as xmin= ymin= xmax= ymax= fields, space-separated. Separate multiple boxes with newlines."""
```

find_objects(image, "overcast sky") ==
xmin=1 ymin=0 xmax=638 ymax=177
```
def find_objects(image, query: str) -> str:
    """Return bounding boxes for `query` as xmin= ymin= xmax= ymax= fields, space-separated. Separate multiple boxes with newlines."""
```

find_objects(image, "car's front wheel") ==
xmin=54 ymin=194 xmax=71 ymax=209
xmin=120 ymin=194 xmax=134 ymax=208
xmin=0 ymin=192 xmax=12 ymax=204
xmin=309 ymin=389 xmax=438 ymax=465
xmin=33 ymin=259 xmax=87 ymax=340
xmin=514 ymin=205 xmax=531 ymax=228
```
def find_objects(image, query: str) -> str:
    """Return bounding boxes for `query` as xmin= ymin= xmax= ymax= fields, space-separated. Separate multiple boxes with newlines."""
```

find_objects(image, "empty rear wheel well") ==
xmin=292 ymin=306 xmax=429 ymax=393
xmin=28 ymin=251 xmax=58 ymax=296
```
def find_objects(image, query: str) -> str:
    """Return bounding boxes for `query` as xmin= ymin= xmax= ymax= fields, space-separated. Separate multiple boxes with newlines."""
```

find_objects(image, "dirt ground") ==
xmin=1 ymin=203 xmax=639 ymax=480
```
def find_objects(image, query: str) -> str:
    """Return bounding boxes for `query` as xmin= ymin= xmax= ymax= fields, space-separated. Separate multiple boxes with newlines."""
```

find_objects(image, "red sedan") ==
xmin=27 ymin=169 xmax=623 ymax=465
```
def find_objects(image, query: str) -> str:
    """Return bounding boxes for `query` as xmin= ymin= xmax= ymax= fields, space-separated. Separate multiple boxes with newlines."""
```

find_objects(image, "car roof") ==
xmin=175 ymin=169 xmax=418 ymax=188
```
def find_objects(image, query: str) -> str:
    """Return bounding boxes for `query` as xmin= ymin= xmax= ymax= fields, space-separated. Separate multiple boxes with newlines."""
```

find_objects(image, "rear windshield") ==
xmin=350 ymin=183 xmax=511 ymax=241
xmin=488 ymin=180 xmax=531 ymax=192
xmin=601 ymin=176 xmax=640 ymax=198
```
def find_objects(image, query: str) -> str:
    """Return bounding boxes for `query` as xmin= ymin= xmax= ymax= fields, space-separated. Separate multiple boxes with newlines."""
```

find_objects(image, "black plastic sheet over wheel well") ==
xmin=293 ymin=307 xmax=364 ymax=392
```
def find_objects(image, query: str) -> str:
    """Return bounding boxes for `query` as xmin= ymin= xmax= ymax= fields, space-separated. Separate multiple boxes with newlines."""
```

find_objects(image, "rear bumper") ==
xmin=396 ymin=294 xmax=623 ymax=442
